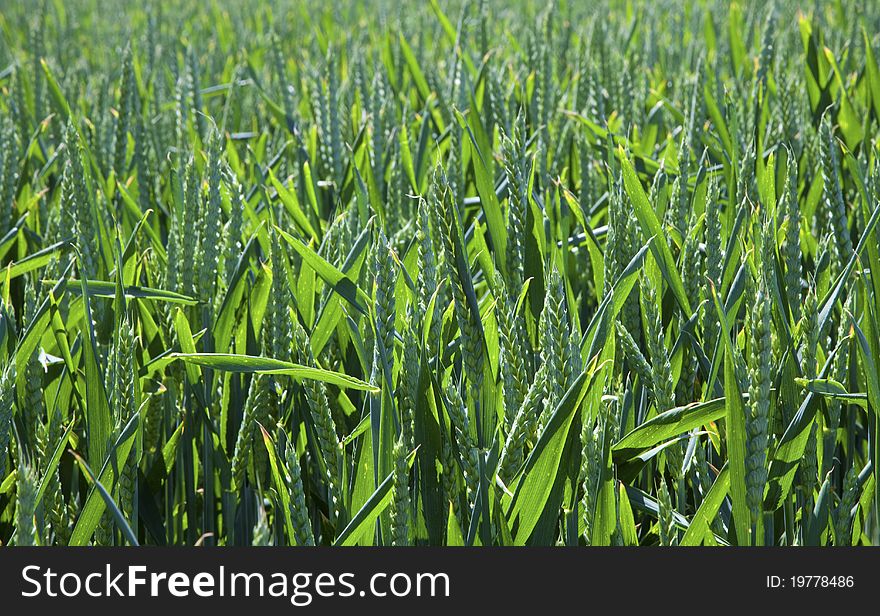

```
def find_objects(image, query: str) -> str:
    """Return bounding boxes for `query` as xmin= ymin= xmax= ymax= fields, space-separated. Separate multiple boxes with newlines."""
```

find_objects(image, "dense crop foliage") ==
xmin=0 ymin=0 xmax=879 ymax=547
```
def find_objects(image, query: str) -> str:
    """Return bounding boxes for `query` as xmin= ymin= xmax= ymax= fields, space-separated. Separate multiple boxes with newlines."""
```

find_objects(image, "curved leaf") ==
xmin=170 ymin=353 xmax=378 ymax=391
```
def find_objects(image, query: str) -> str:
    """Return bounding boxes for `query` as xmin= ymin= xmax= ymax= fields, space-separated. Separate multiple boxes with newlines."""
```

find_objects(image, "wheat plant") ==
xmin=0 ymin=0 xmax=878 ymax=547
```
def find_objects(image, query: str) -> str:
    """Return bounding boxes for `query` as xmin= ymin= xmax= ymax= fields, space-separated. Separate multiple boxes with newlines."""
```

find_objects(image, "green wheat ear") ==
xmin=657 ymin=477 xmax=677 ymax=546
xmin=501 ymin=118 xmax=528 ymax=292
xmin=399 ymin=317 xmax=419 ymax=450
xmin=14 ymin=459 xmax=39 ymax=547
xmin=113 ymin=316 xmax=139 ymax=531
xmin=833 ymin=464 xmax=860 ymax=546
xmin=0 ymin=115 xmax=20 ymax=236
xmin=389 ymin=435 xmax=411 ymax=547
xmin=432 ymin=174 xmax=484 ymax=399
xmin=112 ymin=45 xmax=135 ymax=202
xmin=494 ymin=272 xmax=529 ymax=431
xmin=21 ymin=277 xmax=45 ymax=458
xmin=180 ymin=158 xmax=200 ymax=298
xmin=373 ymin=229 xmax=397 ymax=364
xmin=231 ymin=373 xmax=271 ymax=493
xmin=222 ymin=165 xmax=245 ymax=288
xmin=268 ymin=237 xmax=293 ymax=362
xmin=444 ymin=382 xmax=479 ymax=507
xmin=499 ymin=362 xmax=547 ymax=483
xmin=703 ymin=174 xmax=723 ymax=354
xmin=745 ymin=219 xmax=773 ymax=530
xmin=294 ymin=318 xmax=342 ymax=519
xmin=615 ymin=320 xmax=653 ymax=388
xmin=197 ymin=132 xmax=224 ymax=304
xmin=819 ymin=113 xmax=853 ymax=274
xmin=284 ymin=440 xmax=315 ymax=547
xmin=538 ymin=265 xmax=575 ymax=431
xmin=781 ymin=149 xmax=802 ymax=324
xmin=0 ymin=363 xmax=16 ymax=480
xmin=580 ymin=410 xmax=601 ymax=546
xmin=63 ymin=120 xmax=98 ymax=283
xmin=251 ymin=503 xmax=272 ymax=546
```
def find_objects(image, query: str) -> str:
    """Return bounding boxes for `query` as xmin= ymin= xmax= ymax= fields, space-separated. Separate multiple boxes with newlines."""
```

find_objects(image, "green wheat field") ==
xmin=0 ymin=0 xmax=878 ymax=547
